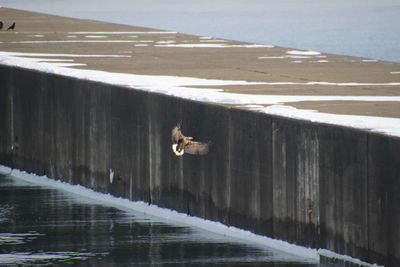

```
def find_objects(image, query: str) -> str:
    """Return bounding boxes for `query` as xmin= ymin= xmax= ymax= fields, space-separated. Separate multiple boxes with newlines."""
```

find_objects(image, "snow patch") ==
xmin=0 ymin=55 xmax=86 ymax=67
xmin=11 ymin=40 xmax=149 ymax=44
xmin=199 ymin=39 xmax=227 ymax=43
xmin=27 ymin=34 xmax=45 ymax=38
xmin=0 ymin=51 xmax=131 ymax=58
xmin=84 ymin=35 xmax=108 ymax=38
xmin=259 ymin=55 xmax=312 ymax=59
xmin=69 ymin=31 xmax=177 ymax=35
xmin=287 ymin=50 xmax=321 ymax=56
xmin=1 ymin=51 xmax=400 ymax=136
xmin=261 ymin=105 xmax=400 ymax=136
xmin=243 ymin=104 xmax=265 ymax=109
xmin=156 ymin=40 xmax=176 ymax=44
xmin=155 ymin=43 xmax=273 ymax=48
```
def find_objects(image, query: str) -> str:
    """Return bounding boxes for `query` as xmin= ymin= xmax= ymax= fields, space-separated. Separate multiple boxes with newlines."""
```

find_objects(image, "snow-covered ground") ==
xmin=1 ymin=51 xmax=400 ymax=137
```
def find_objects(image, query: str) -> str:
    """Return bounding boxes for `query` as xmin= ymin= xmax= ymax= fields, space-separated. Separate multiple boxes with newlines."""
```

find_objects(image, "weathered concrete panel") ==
xmin=0 ymin=66 xmax=13 ymax=167
xmin=110 ymin=87 xmax=150 ymax=201
xmin=223 ymin=109 xmax=273 ymax=235
xmin=272 ymin=118 xmax=320 ymax=247
xmin=318 ymin=126 xmax=369 ymax=259
xmin=1 ymin=65 xmax=400 ymax=265
xmin=367 ymin=133 xmax=400 ymax=266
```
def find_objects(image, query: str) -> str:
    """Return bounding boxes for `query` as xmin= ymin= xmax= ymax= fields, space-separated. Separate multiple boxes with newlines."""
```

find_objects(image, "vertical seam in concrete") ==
xmin=226 ymin=111 xmax=232 ymax=214
xmin=316 ymin=132 xmax=320 ymax=237
xmin=271 ymin=118 xmax=275 ymax=237
xmin=107 ymin=87 xmax=112 ymax=193
xmin=148 ymin=107 xmax=153 ymax=205
xmin=9 ymin=80 xmax=14 ymax=159
xmin=366 ymin=133 xmax=370 ymax=260
xmin=130 ymin=174 xmax=133 ymax=200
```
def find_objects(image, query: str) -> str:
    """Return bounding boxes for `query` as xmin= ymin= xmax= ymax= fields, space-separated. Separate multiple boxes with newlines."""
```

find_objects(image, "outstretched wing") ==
xmin=171 ymin=123 xmax=184 ymax=143
xmin=185 ymin=141 xmax=210 ymax=155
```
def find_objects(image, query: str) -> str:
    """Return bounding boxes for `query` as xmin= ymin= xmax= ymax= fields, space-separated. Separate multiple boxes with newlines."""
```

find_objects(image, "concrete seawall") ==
xmin=1 ymin=65 xmax=399 ymax=265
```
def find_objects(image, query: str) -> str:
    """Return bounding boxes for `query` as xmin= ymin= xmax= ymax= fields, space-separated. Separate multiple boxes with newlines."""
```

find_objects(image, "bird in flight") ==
xmin=171 ymin=122 xmax=210 ymax=156
xmin=7 ymin=22 xmax=16 ymax=31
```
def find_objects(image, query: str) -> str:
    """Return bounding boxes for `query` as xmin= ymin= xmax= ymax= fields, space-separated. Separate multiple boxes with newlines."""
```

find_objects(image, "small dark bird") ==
xmin=171 ymin=122 xmax=210 ymax=156
xmin=0 ymin=21 xmax=3 ymax=30
xmin=7 ymin=22 xmax=16 ymax=31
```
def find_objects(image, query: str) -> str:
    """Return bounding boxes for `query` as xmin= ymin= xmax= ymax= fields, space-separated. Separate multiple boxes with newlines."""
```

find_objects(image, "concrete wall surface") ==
xmin=1 ymin=65 xmax=399 ymax=266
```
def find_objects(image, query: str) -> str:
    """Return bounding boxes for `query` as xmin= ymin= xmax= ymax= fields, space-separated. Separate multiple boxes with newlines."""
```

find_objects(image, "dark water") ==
xmin=0 ymin=174 xmax=319 ymax=266
xmin=3 ymin=0 xmax=400 ymax=62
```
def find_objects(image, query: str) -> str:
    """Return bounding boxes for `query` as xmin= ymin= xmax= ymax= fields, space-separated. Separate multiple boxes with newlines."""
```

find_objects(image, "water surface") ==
xmin=2 ymin=0 xmax=400 ymax=62
xmin=0 ymin=174 xmax=318 ymax=266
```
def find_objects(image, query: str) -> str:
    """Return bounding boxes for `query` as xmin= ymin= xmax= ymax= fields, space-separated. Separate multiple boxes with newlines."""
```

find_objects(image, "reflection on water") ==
xmin=0 ymin=174 xmax=318 ymax=266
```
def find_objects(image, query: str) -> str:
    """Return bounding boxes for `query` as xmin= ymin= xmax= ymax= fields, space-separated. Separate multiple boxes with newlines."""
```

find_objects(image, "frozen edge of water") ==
xmin=0 ymin=165 xmax=318 ymax=262
xmin=0 ymin=165 xmax=383 ymax=266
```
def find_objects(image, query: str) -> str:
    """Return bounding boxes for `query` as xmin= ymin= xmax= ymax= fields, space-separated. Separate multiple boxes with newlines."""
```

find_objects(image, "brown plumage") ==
xmin=171 ymin=123 xmax=210 ymax=156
